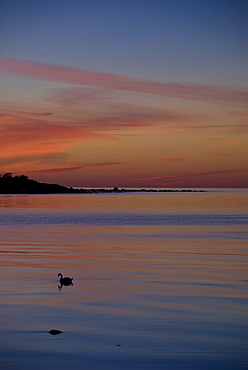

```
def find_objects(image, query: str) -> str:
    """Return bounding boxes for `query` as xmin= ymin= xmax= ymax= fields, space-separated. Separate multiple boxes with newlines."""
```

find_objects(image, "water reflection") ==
xmin=0 ymin=192 xmax=247 ymax=369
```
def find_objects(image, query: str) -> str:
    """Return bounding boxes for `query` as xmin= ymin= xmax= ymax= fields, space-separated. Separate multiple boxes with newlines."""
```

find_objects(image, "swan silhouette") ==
xmin=58 ymin=273 xmax=73 ymax=289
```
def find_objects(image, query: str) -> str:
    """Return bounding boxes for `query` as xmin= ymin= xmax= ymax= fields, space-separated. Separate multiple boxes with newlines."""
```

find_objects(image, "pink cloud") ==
xmin=0 ymin=113 xmax=122 ymax=142
xmin=207 ymin=152 xmax=233 ymax=157
xmin=0 ymin=152 xmax=69 ymax=167
xmin=157 ymin=181 xmax=183 ymax=186
xmin=24 ymin=112 xmax=53 ymax=116
xmin=0 ymin=106 xmax=208 ymax=143
xmin=0 ymin=56 xmax=247 ymax=104
xmin=219 ymin=140 xmax=244 ymax=147
xmin=26 ymin=162 xmax=129 ymax=174
xmin=130 ymin=168 xmax=248 ymax=183
xmin=157 ymin=157 xmax=184 ymax=162
xmin=26 ymin=167 xmax=82 ymax=174
xmin=48 ymin=87 xmax=108 ymax=107
xmin=0 ymin=111 xmax=52 ymax=117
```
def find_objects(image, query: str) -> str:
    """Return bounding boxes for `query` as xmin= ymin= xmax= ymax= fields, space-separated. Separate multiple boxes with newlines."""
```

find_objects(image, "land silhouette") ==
xmin=0 ymin=173 xmax=204 ymax=194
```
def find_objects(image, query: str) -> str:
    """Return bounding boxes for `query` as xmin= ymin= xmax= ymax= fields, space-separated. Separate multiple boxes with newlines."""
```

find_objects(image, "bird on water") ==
xmin=58 ymin=273 xmax=73 ymax=287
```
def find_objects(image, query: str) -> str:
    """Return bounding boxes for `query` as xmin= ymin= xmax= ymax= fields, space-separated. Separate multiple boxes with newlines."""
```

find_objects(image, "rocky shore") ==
xmin=0 ymin=173 xmax=205 ymax=194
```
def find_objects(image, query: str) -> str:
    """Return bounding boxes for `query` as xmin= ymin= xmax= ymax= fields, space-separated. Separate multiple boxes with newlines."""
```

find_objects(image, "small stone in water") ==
xmin=49 ymin=330 xmax=62 ymax=335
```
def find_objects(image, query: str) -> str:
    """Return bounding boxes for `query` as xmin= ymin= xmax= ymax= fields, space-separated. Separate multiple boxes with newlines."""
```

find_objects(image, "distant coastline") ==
xmin=0 ymin=173 xmax=205 ymax=194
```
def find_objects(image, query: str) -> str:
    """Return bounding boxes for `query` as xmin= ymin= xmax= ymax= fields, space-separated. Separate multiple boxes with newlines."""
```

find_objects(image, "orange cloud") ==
xmin=157 ymin=157 xmax=184 ymax=162
xmin=0 ymin=152 xmax=69 ymax=167
xmin=130 ymin=168 xmax=248 ymax=183
xmin=0 ymin=113 xmax=123 ymax=171
xmin=219 ymin=140 xmax=244 ymax=147
xmin=0 ymin=103 xmax=211 ymax=150
xmin=25 ymin=162 xmax=130 ymax=175
xmin=0 ymin=56 xmax=247 ymax=104
xmin=24 ymin=112 xmax=53 ymax=116
xmin=47 ymin=87 xmax=109 ymax=107
xmin=207 ymin=152 xmax=233 ymax=157
xmin=0 ymin=113 xmax=121 ymax=141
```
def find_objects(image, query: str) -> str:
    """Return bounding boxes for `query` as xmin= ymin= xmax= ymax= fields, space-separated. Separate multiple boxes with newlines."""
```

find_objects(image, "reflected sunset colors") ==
xmin=0 ymin=191 xmax=247 ymax=368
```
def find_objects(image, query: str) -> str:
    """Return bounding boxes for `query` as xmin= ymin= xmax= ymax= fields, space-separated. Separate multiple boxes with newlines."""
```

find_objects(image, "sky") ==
xmin=0 ymin=0 xmax=247 ymax=188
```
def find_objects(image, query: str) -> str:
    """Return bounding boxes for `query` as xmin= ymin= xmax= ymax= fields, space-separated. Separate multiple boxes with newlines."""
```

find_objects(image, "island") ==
xmin=0 ymin=173 xmax=205 ymax=194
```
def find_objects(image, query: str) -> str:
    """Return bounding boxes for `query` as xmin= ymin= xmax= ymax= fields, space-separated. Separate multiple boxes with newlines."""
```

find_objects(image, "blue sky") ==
xmin=1 ymin=0 xmax=247 ymax=83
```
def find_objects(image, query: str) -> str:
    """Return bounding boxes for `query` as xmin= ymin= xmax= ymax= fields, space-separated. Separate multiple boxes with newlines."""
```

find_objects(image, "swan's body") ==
xmin=58 ymin=273 xmax=73 ymax=286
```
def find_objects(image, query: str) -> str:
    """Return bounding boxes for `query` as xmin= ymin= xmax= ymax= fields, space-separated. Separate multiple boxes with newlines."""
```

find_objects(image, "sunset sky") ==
xmin=0 ymin=0 xmax=247 ymax=188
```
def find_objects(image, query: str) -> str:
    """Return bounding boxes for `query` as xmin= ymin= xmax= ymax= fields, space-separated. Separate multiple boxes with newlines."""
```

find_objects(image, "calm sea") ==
xmin=0 ymin=190 xmax=247 ymax=369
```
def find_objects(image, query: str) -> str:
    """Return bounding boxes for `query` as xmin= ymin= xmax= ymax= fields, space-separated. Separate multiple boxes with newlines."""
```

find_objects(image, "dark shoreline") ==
xmin=74 ymin=187 xmax=206 ymax=194
xmin=0 ymin=187 xmax=206 ymax=194
xmin=0 ymin=173 xmax=205 ymax=194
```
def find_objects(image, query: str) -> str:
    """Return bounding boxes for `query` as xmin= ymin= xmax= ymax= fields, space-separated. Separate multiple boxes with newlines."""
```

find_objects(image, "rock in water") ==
xmin=49 ymin=330 xmax=62 ymax=335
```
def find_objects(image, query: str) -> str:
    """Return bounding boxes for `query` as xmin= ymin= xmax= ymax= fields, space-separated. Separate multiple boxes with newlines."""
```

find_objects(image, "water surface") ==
xmin=0 ymin=190 xmax=247 ymax=369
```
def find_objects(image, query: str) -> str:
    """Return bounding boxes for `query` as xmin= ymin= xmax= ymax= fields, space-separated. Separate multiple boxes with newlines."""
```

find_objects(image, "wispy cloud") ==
xmin=157 ymin=157 xmax=184 ymax=162
xmin=24 ymin=111 xmax=53 ymax=116
xmin=26 ymin=162 xmax=129 ymax=174
xmin=218 ymin=140 xmax=245 ymax=147
xmin=0 ymin=104 xmax=209 ymax=147
xmin=0 ymin=56 xmax=247 ymax=104
xmin=0 ymin=152 xmax=69 ymax=168
xmin=156 ymin=180 xmax=182 ymax=186
xmin=0 ymin=113 xmax=122 ymax=168
xmin=47 ymin=87 xmax=109 ymax=107
xmin=207 ymin=152 xmax=233 ymax=157
xmin=130 ymin=168 xmax=248 ymax=183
